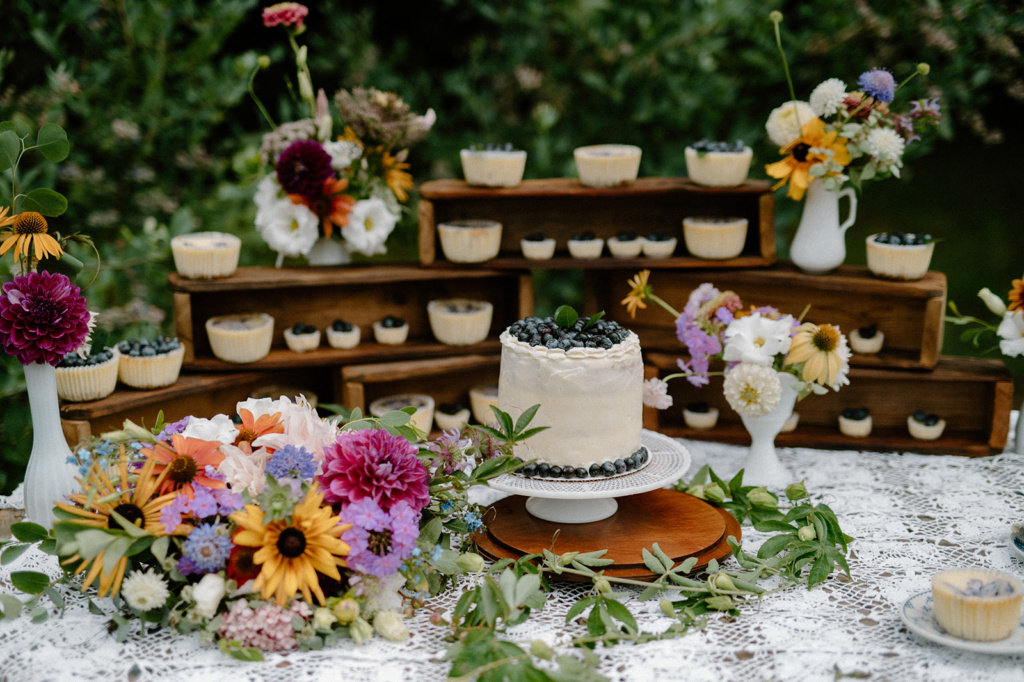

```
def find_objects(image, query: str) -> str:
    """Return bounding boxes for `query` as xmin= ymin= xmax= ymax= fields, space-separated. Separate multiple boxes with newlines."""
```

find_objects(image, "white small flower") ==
xmin=341 ymin=198 xmax=399 ymax=257
xmin=218 ymin=444 xmax=271 ymax=496
xmin=642 ymin=378 xmax=673 ymax=410
xmin=373 ymin=610 xmax=410 ymax=642
xmin=997 ymin=310 xmax=1024 ymax=358
xmin=723 ymin=363 xmax=783 ymax=418
xmin=181 ymin=413 xmax=238 ymax=445
xmin=765 ymin=100 xmax=816 ymax=147
xmin=322 ymin=140 xmax=363 ymax=171
xmin=862 ymin=127 xmax=905 ymax=164
xmin=723 ymin=313 xmax=795 ymax=367
xmin=978 ymin=288 xmax=1008 ymax=317
xmin=121 ymin=568 xmax=170 ymax=611
xmin=254 ymin=395 xmax=338 ymax=466
xmin=255 ymin=197 xmax=320 ymax=258
xmin=312 ymin=607 xmax=338 ymax=630
xmin=190 ymin=572 xmax=227 ymax=620
xmin=809 ymin=78 xmax=848 ymax=117
xmin=253 ymin=175 xmax=282 ymax=214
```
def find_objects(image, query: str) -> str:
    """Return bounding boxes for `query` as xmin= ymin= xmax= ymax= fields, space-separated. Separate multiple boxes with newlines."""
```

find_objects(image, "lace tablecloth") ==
xmin=2 ymin=420 xmax=1023 ymax=682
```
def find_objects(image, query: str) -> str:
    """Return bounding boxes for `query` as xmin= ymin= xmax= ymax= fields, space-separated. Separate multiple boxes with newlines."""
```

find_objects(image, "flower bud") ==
xmin=784 ymin=481 xmax=808 ymax=501
xmin=374 ymin=610 xmax=410 ymax=642
xmin=560 ymin=551 xmax=579 ymax=565
xmin=659 ymin=599 xmax=676 ymax=618
xmin=529 ymin=640 xmax=556 ymax=660
xmin=769 ymin=10 xmax=783 ymax=23
xmin=704 ymin=483 xmax=726 ymax=504
xmin=747 ymin=487 xmax=777 ymax=509
xmin=456 ymin=552 xmax=486 ymax=573
xmin=705 ymin=595 xmax=735 ymax=611
xmin=978 ymin=288 xmax=1007 ymax=316
xmin=349 ymin=616 xmax=373 ymax=645
xmin=297 ymin=45 xmax=308 ymax=68
xmin=298 ymin=71 xmax=314 ymax=104
xmin=713 ymin=573 xmax=736 ymax=591
xmin=332 ymin=597 xmax=360 ymax=625
xmin=798 ymin=525 xmax=817 ymax=541
xmin=595 ymin=578 xmax=612 ymax=595
xmin=257 ymin=55 xmax=271 ymax=69
xmin=917 ymin=63 xmax=930 ymax=76
xmin=312 ymin=607 xmax=337 ymax=630
xmin=686 ymin=484 xmax=706 ymax=500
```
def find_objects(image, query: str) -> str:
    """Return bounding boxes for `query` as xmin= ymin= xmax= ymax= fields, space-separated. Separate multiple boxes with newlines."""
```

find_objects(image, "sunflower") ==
xmin=234 ymin=407 xmax=285 ymax=453
xmin=55 ymin=448 xmax=183 ymax=598
xmin=1008 ymin=274 xmax=1024 ymax=314
xmin=621 ymin=270 xmax=651 ymax=318
xmin=784 ymin=322 xmax=851 ymax=389
xmin=146 ymin=433 xmax=226 ymax=498
xmin=764 ymin=117 xmax=850 ymax=201
xmin=231 ymin=483 xmax=351 ymax=606
xmin=382 ymin=151 xmax=414 ymax=202
xmin=0 ymin=210 xmax=63 ymax=263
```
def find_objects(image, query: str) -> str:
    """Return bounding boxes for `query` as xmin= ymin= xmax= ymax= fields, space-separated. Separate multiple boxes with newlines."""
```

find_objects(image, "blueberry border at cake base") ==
xmin=472 ymin=489 xmax=741 ymax=581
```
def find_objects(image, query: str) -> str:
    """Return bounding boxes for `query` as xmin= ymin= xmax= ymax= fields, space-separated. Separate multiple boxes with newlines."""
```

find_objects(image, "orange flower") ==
xmin=146 ymin=434 xmax=226 ymax=498
xmin=1009 ymin=274 xmax=1024 ymax=313
xmin=289 ymin=177 xmax=357 ymax=239
xmin=382 ymin=151 xmax=414 ymax=202
xmin=765 ymin=117 xmax=850 ymax=201
xmin=234 ymin=408 xmax=285 ymax=453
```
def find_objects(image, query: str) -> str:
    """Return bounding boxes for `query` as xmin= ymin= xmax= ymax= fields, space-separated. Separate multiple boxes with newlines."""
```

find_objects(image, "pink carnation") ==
xmin=262 ymin=2 xmax=308 ymax=28
xmin=0 ymin=271 xmax=91 ymax=366
xmin=320 ymin=430 xmax=429 ymax=513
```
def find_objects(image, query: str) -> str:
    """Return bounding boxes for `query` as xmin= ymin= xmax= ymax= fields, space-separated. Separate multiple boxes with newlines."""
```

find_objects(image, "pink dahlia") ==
xmin=321 ymin=430 xmax=429 ymax=513
xmin=262 ymin=2 xmax=308 ymax=28
xmin=0 ymin=271 xmax=91 ymax=366
xmin=275 ymin=140 xmax=334 ymax=197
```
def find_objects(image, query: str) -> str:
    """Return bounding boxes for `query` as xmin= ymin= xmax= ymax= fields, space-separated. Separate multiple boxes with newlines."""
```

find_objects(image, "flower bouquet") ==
xmin=250 ymin=3 xmax=434 ymax=265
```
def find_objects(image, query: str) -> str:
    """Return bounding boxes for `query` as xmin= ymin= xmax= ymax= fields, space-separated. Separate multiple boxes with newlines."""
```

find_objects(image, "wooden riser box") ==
xmin=419 ymin=178 xmax=776 ymax=269
xmin=643 ymin=353 xmax=1012 ymax=457
xmin=169 ymin=266 xmax=532 ymax=371
xmin=588 ymin=263 xmax=946 ymax=370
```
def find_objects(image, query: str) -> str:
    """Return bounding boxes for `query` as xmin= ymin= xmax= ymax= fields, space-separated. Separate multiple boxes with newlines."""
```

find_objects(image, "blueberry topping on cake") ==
xmin=686 ymin=401 xmax=711 ymax=413
xmin=912 ymin=410 xmax=941 ymax=426
xmin=571 ymin=231 xmax=597 ymax=241
xmin=524 ymin=232 xmax=546 ymax=242
xmin=59 ymin=348 xmax=115 ymax=367
xmin=380 ymin=315 xmax=406 ymax=328
xmin=507 ymin=315 xmax=630 ymax=350
xmin=331 ymin=319 xmax=354 ymax=332
xmin=690 ymin=139 xmax=746 ymax=154
xmin=117 ymin=336 xmax=181 ymax=358
xmin=646 ymin=231 xmax=673 ymax=242
xmin=291 ymin=322 xmax=317 ymax=335
xmin=841 ymin=407 xmax=870 ymax=420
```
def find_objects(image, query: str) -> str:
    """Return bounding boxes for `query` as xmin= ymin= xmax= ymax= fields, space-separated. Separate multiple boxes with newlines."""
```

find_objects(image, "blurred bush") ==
xmin=0 ymin=0 xmax=1021 ymax=492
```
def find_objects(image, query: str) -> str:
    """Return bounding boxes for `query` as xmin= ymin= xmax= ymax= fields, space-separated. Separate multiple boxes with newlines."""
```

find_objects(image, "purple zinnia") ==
xmin=275 ymin=139 xmax=333 ymax=196
xmin=0 ymin=271 xmax=91 ymax=366
xmin=178 ymin=523 xmax=233 ymax=575
xmin=341 ymin=498 xmax=420 ymax=578
xmin=857 ymin=68 xmax=896 ymax=104
xmin=320 ymin=429 xmax=430 ymax=512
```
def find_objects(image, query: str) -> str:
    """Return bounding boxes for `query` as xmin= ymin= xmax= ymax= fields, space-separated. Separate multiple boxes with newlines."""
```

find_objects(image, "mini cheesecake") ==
xmin=170 ymin=231 xmax=241 ymax=279
xmin=283 ymin=323 xmax=321 ymax=353
xmin=326 ymin=320 xmax=361 ymax=349
xmin=427 ymin=299 xmax=493 ymax=346
xmin=370 ymin=393 xmax=435 ymax=437
xmin=435 ymin=402 xmax=471 ymax=432
xmin=520 ymin=232 xmax=556 ymax=260
xmin=838 ymin=407 xmax=872 ymax=437
xmin=574 ymin=144 xmax=642 ymax=187
xmin=437 ymin=219 xmax=503 ymax=263
xmin=682 ymin=216 xmax=748 ymax=260
xmin=685 ymin=140 xmax=753 ymax=187
xmin=866 ymin=232 xmax=935 ymax=281
xmin=642 ymin=232 xmax=678 ymax=259
xmin=849 ymin=325 xmax=885 ymax=354
xmin=205 ymin=313 xmax=274 ymax=364
xmin=56 ymin=347 xmax=121 ymax=402
xmin=460 ymin=145 xmax=527 ymax=188
xmin=908 ymin=410 xmax=946 ymax=441
xmin=607 ymin=232 xmax=644 ymax=259
xmin=469 ymin=383 xmax=500 ymax=425
xmin=118 ymin=337 xmax=186 ymax=388
xmin=932 ymin=568 xmax=1023 ymax=641
xmin=373 ymin=315 xmax=409 ymax=345
xmin=683 ymin=402 xmax=719 ymax=430
xmin=567 ymin=231 xmax=604 ymax=259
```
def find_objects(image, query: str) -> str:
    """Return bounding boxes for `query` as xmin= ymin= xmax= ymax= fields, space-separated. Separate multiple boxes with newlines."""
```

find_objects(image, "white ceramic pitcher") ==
xmin=790 ymin=180 xmax=858 ymax=274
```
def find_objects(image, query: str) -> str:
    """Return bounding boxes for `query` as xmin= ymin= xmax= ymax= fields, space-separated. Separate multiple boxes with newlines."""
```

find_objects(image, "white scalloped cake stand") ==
xmin=487 ymin=430 xmax=692 ymax=524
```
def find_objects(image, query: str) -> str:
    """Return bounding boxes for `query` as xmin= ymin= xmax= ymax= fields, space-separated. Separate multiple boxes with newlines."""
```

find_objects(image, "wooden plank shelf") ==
xmin=169 ymin=265 xmax=531 ymax=367
xmin=589 ymin=262 xmax=947 ymax=370
xmin=643 ymin=353 xmax=1012 ymax=457
xmin=418 ymin=177 xmax=776 ymax=268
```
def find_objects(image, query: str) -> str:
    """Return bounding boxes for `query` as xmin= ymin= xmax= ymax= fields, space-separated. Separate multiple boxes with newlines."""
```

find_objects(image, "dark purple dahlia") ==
xmin=0 ymin=271 xmax=91 ymax=366
xmin=275 ymin=139 xmax=334 ymax=196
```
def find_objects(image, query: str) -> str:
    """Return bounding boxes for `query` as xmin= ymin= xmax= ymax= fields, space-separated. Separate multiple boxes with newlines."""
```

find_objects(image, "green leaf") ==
xmin=553 ymin=305 xmax=578 ymax=328
xmin=808 ymin=553 xmax=831 ymax=587
xmin=11 ymin=522 xmax=49 ymax=544
xmin=603 ymin=597 xmax=638 ymax=633
xmin=489 ymin=405 xmax=514 ymax=436
xmin=652 ymin=542 xmax=673 ymax=570
xmin=35 ymin=123 xmax=69 ymax=162
xmin=11 ymin=571 xmax=50 ymax=594
xmin=0 ymin=130 xmax=20 ymax=174
xmin=75 ymin=529 xmax=119 ymax=560
xmin=43 ymin=586 xmax=64 ymax=609
xmin=586 ymin=603 xmax=606 ymax=637
xmin=679 ymin=556 xmax=698 ymax=573
xmin=1 ymin=544 xmax=29 ymax=565
xmin=20 ymin=188 xmax=68 ymax=217
xmin=513 ymin=404 xmax=542 ymax=435
xmin=756 ymin=534 xmax=795 ymax=559
xmin=515 ymin=426 xmax=550 ymax=441
xmin=109 ymin=509 xmax=151 ymax=539
xmin=514 ymin=573 xmax=541 ymax=606
xmin=565 ymin=595 xmax=596 ymax=622
xmin=753 ymin=519 xmax=798 ymax=533
xmin=150 ymin=536 xmax=170 ymax=565
xmin=581 ymin=310 xmax=605 ymax=331
xmin=30 ymin=606 xmax=48 ymax=623
xmin=641 ymin=547 xmax=666 ymax=574
xmin=0 ymin=594 xmax=23 ymax=619
xmin=88 ymin=599 xmax=104 ymax=615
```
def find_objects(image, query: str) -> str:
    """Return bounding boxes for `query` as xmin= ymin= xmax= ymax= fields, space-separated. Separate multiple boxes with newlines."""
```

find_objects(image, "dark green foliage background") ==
xmin=0 ymin=0 xmax=1021 ymax=492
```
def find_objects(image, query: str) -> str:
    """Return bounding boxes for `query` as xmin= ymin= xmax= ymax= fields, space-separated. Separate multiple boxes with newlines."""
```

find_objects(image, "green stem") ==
xmin=772 ymin=15 xmax=798 ymax=105
xmin=648 ymin=292 xmax=680 ymax=319
xmin=248 ymin=64 xmax=276 ymax=130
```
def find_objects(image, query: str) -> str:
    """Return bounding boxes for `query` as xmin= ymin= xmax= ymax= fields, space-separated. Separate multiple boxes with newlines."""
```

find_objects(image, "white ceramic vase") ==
xmin=305 ymin=237 xmax=351 ymax=266
xmin=23 ymin=362 xmax=79 ymax=527
xmin=790 ymin=181 xmax=858 ymax=274
xmin=739 ymin=371 xmax=800 ymax=487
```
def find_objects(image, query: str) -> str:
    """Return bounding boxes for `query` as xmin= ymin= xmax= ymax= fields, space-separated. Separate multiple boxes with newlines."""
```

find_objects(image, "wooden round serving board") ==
xmin=473 ymin=489 xmax=741 ymax=581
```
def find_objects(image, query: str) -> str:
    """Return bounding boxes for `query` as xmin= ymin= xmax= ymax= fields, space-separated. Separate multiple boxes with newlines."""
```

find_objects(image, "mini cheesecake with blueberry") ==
xmin=866 ymin=231 xmax=936 ymax=281
xmin=642 ymin=231 xmax=678 ymax=259
xmin=908 ymin=409 xmax=946 ymax=441
xmin=849 ymin=324 xmax=885 ymax=354
xmin=326 ymin=319 xmax=361 ymax=349
xmin=56 ymin=347 xmax=121 ymax=402
xmin=838 ymin=407 xmax=872 ymax=438
xmin=520 ymin=232 xmax=556 ymax=260
xmin=373 ymin=315 xmax=409 ymax=345
xmin=284 ymin=322 xmax=321 ymax=353
xmin=434 ymin=402 xmax=471 ymax=431
xmin=683 ymin=401 xmax=719 ymax=430
xmin=684 ymin=139 xmax=753 ymax=187
xmin=117 ymin=336 xmax=185 ymax=388
xmin=427 ymin=299 xmax=493 ymax=346
xmin=567 ymin=230 xmax=604 ymax=259
xmin=607 ymin=231 xmax=644 ymax=259
xmin=460 ymin=143 xmax=527 ymax=188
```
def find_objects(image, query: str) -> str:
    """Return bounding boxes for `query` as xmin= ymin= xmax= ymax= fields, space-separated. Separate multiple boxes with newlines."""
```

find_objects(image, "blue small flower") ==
xmin=440 ymin=499 xmax=454 ymax=513
xmin=464 ymin=511 xmax=484 ymax=533
xmin=429 ymin=544 xmax=443 ymax=562
xmin=858 ymin=68 xmax=896 ymax=104
xmin=179 ymin=523 xmax=232 ymax=575
xmin=265 ymin=444 xmax=318 ymax=481
xmin=411 ymin=546 xmax=422 ymax=557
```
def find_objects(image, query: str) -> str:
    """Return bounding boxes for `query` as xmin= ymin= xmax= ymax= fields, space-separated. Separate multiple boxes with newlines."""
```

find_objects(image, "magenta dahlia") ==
xmin=320 ymin=430 xmax=429 ymax=513
xmin=275 ymin=140 xmax=334 ymax=197
xmin=0 ymin=271 xmax=91 ymax=366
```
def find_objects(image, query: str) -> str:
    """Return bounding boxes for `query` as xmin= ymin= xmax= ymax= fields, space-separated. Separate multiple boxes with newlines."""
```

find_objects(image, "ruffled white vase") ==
xmin=739 ymin=371 xmax=800 ymax=487
xmin=23 ymin=362 xmax=79 ymax=527
xmin=790 ymin=181 xmax=858 ymax=274
xmin=305 ymin=238 xmax=351 ymax=266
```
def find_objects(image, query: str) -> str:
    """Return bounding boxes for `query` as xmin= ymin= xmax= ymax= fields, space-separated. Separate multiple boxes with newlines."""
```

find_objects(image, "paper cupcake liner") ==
xmin=206 ymin=314 xmax=274 ymax=364
xmin=171 ymin=232 xmax=241 ymax=279
xmin=685 ymin=147 xmax=753 ymax=187
xmin=56 ymin=349 xmax=120 ymax=402
xmin=118 ymin=344 xmax=185 ymax=389
xmin=438 ymin=220 xmax=503 ymax=263
xmin=428 ymin=300 xmax=493 ymax=346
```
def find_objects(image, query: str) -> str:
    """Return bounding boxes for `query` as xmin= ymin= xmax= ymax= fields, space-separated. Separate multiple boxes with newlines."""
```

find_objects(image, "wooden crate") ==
xmin=169 ymin=265 xmax=532 ymax=370
xmin=59 ymin=370 xmax=326 ymax=446
xmin=418 ymin=178 xmax=776 ymax=269
xmin=589 ymin=263 xmax=947 ymax=370
xmin=339 ymin=354 xmax=501 ymax=431
xmin=644 ymin=353 xmax=1012 ymax=457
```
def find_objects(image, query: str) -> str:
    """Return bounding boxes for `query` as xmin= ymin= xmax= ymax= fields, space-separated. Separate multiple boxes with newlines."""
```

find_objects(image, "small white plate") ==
xmin=900 ymin=591 xmax=1024 ymax=655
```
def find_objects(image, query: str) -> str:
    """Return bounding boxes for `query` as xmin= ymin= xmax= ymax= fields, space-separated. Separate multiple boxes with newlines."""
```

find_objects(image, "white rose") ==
xmin=373 ymin=610 xmax=410 ymax=642
xmin=191 ymin=573 xmax=227 ymax=620
xmin=765 ymin=100 xmax=816 ymax=147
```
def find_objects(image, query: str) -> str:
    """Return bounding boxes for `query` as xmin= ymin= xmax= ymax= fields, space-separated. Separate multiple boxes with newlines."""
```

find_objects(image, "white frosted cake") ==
xmin=497 ymin=314 xmax=645 ymax=478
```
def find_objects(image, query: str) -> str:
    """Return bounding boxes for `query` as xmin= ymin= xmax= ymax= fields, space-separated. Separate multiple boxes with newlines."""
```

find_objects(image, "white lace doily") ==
xmin=2 ymin=417 xmax=1023 ymax=681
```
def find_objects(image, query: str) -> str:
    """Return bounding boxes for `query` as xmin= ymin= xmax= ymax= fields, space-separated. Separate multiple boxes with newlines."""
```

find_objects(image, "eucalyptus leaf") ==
xmin=1 ymin=544 xmax=30 ymax=565
xmin=35 ymin=123 xmax=70 ymax=162
xmin=10 ymin=571 xmax=50 ymax=595
xmin=30 ymin=606 xmax=48 ymax=623
xmin=0 ymin=130 xmax=21 ymax=174
xmin=43 ymin=585 xmax=65 ymax=609
xmin=11 ymin=522 xmax=49 ymax=544
xmin=20 ymin=188 xmax=68 ymax=217
xmin=0 ymin=594 xmax=23 ymax=619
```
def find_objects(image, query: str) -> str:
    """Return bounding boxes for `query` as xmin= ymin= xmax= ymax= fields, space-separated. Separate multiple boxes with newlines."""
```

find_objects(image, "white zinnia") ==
xmin=765 ymin=100 xmax=816 ymax=147
xmin=997 ymin=310 xmax=1024 ymax=358
xmin=121 ymin=569 xmax=170 ymax=611
xmin=642 ymin=378 xmax=673 ymax=410
xmin=723 ymin=363 xmax=783 ymax=418
xmin=809 ymin=78 xmax=848 ymax=117
xmin=255 ymin=197 xmax=320 ymax=258
xmin=341 ymin=198 xmax=399 ymax=257
xmin=190 ymin=572 xmax=227 ymax=619
xmin=181 ymin=413 xmax=238 ymax=445
xmin=323 ymin=140 xmax=363 ymax=171
xmin=862 ymin=127 xmax=905 ymax=164
xmin=723 ymin=313 xmax=795 ymax=367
